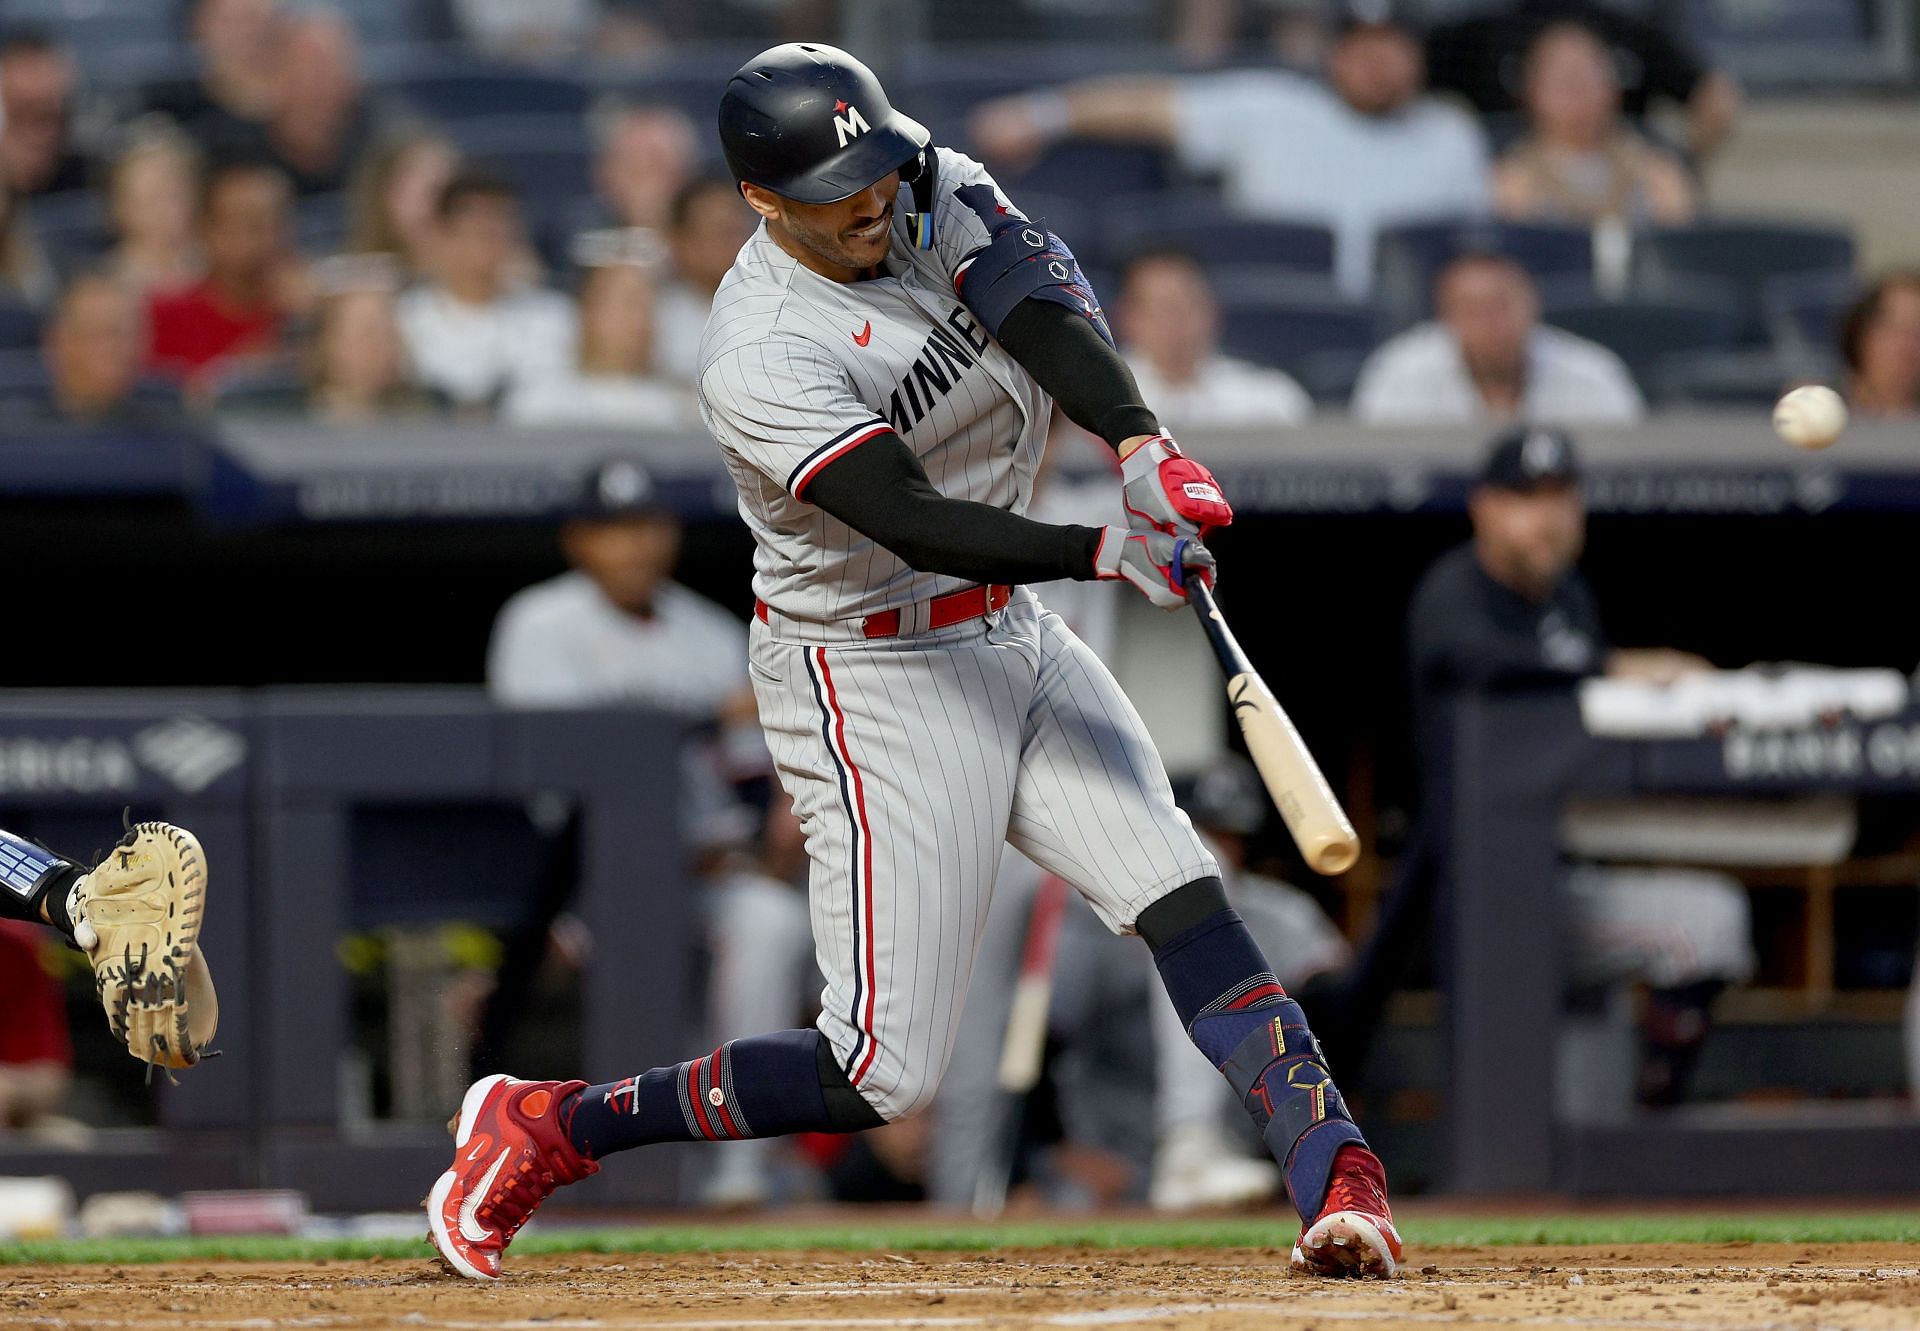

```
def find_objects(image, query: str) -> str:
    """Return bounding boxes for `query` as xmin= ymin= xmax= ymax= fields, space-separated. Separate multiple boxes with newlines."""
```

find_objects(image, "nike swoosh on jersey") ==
xmin=458 ymin=1148 xmax=513 ymax=1243
xmin=853 ymin=321 xmax=872 ymax=346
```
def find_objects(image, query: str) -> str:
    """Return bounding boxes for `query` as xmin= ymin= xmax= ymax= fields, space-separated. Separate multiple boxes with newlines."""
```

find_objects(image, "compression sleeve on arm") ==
xmin=995 ymin=297 xmax=1159 ymax=448
xmin=805 ymin=429 xmax=1103 ymax=585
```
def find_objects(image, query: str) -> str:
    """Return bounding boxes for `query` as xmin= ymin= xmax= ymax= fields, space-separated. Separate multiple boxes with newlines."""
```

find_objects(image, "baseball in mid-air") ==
xmin=1773 ymin=385 xmax=1848 ymax=450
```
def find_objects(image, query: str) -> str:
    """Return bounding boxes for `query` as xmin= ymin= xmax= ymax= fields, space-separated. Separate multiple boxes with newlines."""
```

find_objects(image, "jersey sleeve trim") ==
xmin=788 ymin=418 xmax=894 ymax=499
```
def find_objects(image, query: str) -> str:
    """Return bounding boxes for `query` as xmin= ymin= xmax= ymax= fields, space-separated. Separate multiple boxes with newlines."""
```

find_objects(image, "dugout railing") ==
xmin=0 ymin=690 xmax=697 ymax=1211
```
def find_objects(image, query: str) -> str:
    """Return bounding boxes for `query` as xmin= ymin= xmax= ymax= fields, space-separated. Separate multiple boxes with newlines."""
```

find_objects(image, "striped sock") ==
xmin=563 ymin=1028 xmax=847 ymax=1158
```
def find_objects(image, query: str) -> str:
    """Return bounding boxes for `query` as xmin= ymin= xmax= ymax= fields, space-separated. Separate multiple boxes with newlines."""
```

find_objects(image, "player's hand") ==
xmin=1094 ymin=526 xmax=1215 ymax=609
xmin=968 ymin=96 xmax=1052 ymax=170
xmin=1121 ymin=433 xmax=1234 ymax=541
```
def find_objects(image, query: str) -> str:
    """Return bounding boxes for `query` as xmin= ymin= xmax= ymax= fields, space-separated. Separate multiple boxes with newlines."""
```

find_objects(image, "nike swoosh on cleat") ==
xmin=853 ymin=321 xmax=872 ymax=346
xmin=457 ymin=1148 xmax=512 ymax=1243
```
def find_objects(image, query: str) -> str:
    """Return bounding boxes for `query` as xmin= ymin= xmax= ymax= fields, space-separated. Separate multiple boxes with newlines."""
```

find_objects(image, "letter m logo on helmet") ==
xmin=832 ymin=100 xmax=870 ymax=148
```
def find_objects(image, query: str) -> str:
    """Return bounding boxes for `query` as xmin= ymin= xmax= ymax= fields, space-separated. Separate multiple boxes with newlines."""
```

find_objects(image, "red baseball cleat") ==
xmin=426 ymin=1074 xmax=598 ymax=1280
xmin=1291 ymin=1143 xmax=1403 ymax=1279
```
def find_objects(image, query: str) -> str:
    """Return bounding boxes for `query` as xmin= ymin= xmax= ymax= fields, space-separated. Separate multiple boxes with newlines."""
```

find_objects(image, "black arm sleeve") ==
xmin=996 ymin=298 xmax=1160 ymax=449
xmin=805 ymin=429 xmax=1104 ymax=585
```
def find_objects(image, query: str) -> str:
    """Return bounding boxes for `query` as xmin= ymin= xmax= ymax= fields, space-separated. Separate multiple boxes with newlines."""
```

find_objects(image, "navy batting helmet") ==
xmin=718 ymin=43 xmax=929 ymax=205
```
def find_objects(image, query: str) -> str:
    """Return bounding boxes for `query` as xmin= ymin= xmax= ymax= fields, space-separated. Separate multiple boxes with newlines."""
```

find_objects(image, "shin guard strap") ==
xmin=1213 ymin=998 xmax=1366 ymax=1221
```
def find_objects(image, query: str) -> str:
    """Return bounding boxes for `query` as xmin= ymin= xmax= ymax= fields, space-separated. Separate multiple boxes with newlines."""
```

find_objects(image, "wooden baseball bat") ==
xmin=1187 ymin=579 xmax=1360 ymax=876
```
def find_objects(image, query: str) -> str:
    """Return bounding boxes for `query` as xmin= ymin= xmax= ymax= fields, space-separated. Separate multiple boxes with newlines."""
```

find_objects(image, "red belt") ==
xmin=756 ymin=583 xmax=1012 ymax=639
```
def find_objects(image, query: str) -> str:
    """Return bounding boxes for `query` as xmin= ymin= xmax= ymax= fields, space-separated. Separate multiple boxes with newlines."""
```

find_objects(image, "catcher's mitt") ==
xmin=66 ymin=821 xmax=218 ymax=1071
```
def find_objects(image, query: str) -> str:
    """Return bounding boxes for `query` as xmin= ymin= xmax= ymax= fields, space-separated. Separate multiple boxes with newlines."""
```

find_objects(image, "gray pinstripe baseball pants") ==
xmin=749 ymin=587 xmax=1218 ymax=1121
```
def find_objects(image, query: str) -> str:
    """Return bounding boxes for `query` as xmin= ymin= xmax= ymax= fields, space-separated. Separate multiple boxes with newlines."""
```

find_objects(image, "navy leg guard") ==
xmin=1193 ymin=996 xmax=1367 ymax=1222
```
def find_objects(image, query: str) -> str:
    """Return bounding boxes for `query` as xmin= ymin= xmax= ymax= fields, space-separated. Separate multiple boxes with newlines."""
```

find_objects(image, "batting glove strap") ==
xmin=1120 ymin=434 xmax=1234 ymax=538
xmin=1093 ymin=526 xmax=1214 ymax=610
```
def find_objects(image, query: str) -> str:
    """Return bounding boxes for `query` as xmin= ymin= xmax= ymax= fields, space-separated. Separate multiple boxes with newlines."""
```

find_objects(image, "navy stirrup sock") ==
xmin=1145 ymin=887 xmax=1368 ymax=1221
xmin=563 ymin=1028 xmax=879 ymax=1159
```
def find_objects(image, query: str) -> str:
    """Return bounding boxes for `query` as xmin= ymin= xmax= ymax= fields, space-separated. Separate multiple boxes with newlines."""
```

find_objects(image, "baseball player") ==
xmin=426 ymin=43 xmax=1399 ymax=1281
xmin=0 ymin=821 xmax=217 ymax=1072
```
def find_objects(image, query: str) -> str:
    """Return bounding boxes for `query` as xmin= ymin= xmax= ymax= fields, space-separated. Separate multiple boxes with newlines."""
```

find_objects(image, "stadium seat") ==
xmin=1215 ymin=286 xmax=1381 ymax=380
xmin=1104 ymin=197 xmax=1336 ymax=280
xmin=210 ymin=364 xmax=308 ymax=417
xmin=1647 ymin=349 xmax=1795 ymax=408
xmin=296 ymin=194 xmax=351 ymax=257
xmin=1541 ymin=292 xmax=1743 ymax=386
xmin=1631 ymin=220 xmax=1856 ymax=299
xmin=1374 ymin=218 xmax=1594 ymax=329
xmin=28 ymin=190 xmax=111 ymax=265
xmin=997 ymin=139 xmax=1173 ymax=206
xmin=0 ymin=348 xmax=50 ymax=402
xmin=391 ymin=70 xmax=593 ymax=121
xmin=1763 ymin=269 xmax=1856 ymax=376
xmin=0 ymin=300 xmax=44 ymax=352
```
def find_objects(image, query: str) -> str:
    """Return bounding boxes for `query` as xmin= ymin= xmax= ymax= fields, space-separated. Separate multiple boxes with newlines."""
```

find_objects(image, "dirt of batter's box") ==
xmin=10 ymin=1243 xmax=1920 ymax=1330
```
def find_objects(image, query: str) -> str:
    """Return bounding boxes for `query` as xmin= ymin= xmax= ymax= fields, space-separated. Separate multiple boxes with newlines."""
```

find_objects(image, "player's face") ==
xmin=1471 ymin=481 xmax=1586 ymax=597
xmin=750 ymin=173 xmax=901 ymax=280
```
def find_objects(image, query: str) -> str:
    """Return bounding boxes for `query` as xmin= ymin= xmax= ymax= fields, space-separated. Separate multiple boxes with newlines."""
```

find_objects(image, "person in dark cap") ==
xmin=1377 ymin=426 xmax=1745 ymax=1108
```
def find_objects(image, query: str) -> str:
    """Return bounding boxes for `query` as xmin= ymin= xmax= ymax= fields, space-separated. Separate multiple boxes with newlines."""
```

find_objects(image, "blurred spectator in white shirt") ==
xmin=0 ymin=30 xmax=89 ymax=198
xmin=591 ymin=100 xmax=696 ymax=233
xmin=1493 ymin=22 xmax=1695 ymax=228
xmin=970 ymin=10 xmax=1490 ymax=296
xmin=1353 ymin=251 xmax=1642 ymax=424
xmin=1114 ymin=247 xmax=1311 ymax=430
xmin=652 ymin=175 xmax=757 ymax=387
xmin=347 ymin=129 xmax=461 ymax=280
xmin=103 ymin=122 xmax=204 ymax=297
xmin=1842 ymin=272 xmax=1920 ymax=419
xmin=395 ymin=170 xmax=576 ymax=412
xmin=506 ymin=247 xmax=692 ymax=428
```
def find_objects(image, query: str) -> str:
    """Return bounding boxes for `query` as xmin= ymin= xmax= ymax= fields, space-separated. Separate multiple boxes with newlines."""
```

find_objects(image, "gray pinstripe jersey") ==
xmin=697 ymin=148 xmax=1052 ymax=622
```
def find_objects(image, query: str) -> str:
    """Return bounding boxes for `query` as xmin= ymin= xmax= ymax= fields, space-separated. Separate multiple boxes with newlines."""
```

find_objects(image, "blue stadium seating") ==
xmin=0 ymin=299 xmax=44 ymax=352
xmin=1215 ymin=285 xmax=1381 ymax=380
xmin=391 ymin=69 xmax=593 ymax=121
xmin=448 ymin=116 xmax=596 ymax=202
xmin=1103 ymin=197 xmax=1336 ymax=279
xmin=1763 ymin=269 xmax=1857 ymax=375
xmin=1541 ymin=290 xmax=1744 ymax=386
xmin=0 ymin=348 xmax=50 ymax=400
xmin=996 ymin=140 xmax=1174 ymax=207
xmin=1374 ymin=218 xmax=1594 ymax=329
xmin=1647 ymin=349 xmax=1795 ymax=408
xmin=1631 ymin=220 xmax=1856 ymax=297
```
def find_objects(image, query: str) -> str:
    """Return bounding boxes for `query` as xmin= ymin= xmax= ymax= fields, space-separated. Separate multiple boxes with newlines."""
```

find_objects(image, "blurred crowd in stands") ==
xmin=0 ymin=0 xmax=1907 ymax=440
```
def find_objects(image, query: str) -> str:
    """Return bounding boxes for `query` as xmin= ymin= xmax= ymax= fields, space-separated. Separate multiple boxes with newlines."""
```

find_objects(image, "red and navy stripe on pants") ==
xmin=803 ymin=646 xmax=880 ymax=1088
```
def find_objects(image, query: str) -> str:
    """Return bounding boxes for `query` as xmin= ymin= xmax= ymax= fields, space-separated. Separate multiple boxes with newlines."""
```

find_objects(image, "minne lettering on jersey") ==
xmin=883 ymin=308 xmax=991 ymax=434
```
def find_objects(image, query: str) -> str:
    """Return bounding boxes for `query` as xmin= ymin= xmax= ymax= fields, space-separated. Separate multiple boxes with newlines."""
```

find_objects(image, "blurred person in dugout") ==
xmin=394 ymin=169 xmax=576 ymax=414
xmin=1352 ymin=250 xmax=1642 ymax=425
xmin=1406 ymin=427 xmax=1753 ymax=1106
xmin=650 ymin=174 xmax=758 ymax=388
xmin=1492 ymin=21 xmax=1697 ymax=228
xmin=1114 ymin=247 xmax=1312 ymax=429
xmin=504 ymin=231 xmax=693 ymax=428
xmin=486 ymin=464 xmax=814 ymax=1208
xmin=144 ymin=158 xmax=306 ymax=392
xmin=1841 ymin=273 xmax=1920 ymax=419
xmin=346 ymin=128 xmax=461 ymax=280
xmin=0 ymin=921 xmax=74 ymax=1140
xmin=969 ymin=2 xmax=1491 ymax=298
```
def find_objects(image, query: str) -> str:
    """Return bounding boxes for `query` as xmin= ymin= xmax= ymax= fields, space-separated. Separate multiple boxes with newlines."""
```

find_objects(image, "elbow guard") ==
xmin=952 ymin=184 xmax=1114 ymax=348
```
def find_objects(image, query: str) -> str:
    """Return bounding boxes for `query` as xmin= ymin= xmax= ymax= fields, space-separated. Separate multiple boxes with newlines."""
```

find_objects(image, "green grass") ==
xmin=4 ymin=1212 xmax=1920 ymax=1266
